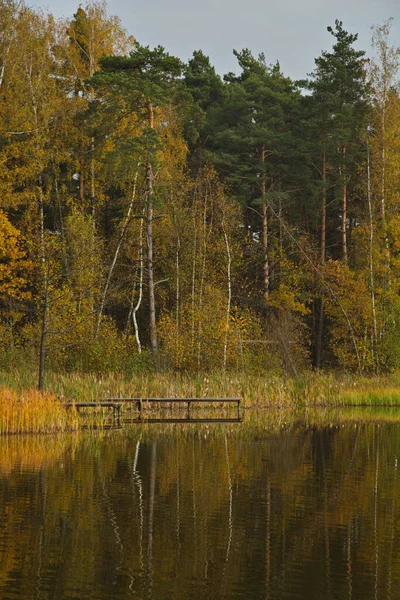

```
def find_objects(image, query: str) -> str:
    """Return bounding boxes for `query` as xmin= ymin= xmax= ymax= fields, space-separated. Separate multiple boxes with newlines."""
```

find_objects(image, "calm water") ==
xmin=0 ymin=415 xmax=400 ymax=599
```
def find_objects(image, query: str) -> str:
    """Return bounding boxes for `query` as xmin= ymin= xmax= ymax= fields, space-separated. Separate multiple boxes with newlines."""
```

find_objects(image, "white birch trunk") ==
xmin=367 ymin=136 xmax=378 ymax=368
xmin=222 ymin=219 xmax=232 ymax=371
xmin=96 ymin=167 xmax=140 ymax=335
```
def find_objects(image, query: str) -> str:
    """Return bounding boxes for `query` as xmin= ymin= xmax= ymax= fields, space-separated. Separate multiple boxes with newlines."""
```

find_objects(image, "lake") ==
xmin=0 ymin=411 xmax=399 ymax=599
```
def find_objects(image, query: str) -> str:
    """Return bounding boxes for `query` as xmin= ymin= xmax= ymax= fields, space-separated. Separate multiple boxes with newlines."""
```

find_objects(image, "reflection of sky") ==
xmin=31 ymin=0 xmax=399 ymax=80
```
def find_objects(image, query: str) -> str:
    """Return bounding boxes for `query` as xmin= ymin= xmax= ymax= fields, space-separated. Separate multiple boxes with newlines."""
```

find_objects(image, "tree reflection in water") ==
xmin=0 ymin=419 xmax=399 ymax=599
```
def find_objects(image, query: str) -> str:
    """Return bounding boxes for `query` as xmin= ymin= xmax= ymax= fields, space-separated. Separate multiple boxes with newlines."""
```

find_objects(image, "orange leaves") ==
xmin=0 ymin=210 xmax=32 ymax=304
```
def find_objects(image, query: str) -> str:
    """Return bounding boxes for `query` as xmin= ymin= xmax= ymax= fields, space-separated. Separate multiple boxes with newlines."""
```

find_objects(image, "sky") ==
xmin=31 ymin=0 xmax=400 ymax=80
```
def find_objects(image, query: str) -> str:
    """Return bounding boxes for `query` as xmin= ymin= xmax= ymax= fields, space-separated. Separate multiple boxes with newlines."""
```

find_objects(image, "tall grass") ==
xmin=1 ymin=369 xmax=339 ymax=407
xmin=0 ymin=388 xmax=79 ymax=434
xmin=339 ymin=387 xmax=400 ymax=406
xmin=1 ymin=368 xmax=400 ymax=435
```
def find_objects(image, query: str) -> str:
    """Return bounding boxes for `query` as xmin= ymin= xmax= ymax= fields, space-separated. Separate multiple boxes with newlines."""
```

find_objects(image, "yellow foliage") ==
xmin=156 ymin=105 xmax=188 ymax=182
xmin=0 ymin=211 xmax=32 ymax=305
xmin=267 ymin=284 xmax=310 ymax=315
xmin=323 ymin=260 xmax=375 ymax=370
xmin=159 ymin=291 xmax=274 ymax=372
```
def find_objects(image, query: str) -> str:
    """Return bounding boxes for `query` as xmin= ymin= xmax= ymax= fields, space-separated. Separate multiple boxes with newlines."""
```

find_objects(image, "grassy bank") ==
xmin=1 ymin=369 xmax=400 ymax=434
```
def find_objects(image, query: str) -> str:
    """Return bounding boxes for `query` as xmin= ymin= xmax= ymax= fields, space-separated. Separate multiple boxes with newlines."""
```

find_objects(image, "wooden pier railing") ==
xmin=103 ymin=397 xmax=242 ymax=419
xmin=66 ymin=397 xmax=242 ymax=422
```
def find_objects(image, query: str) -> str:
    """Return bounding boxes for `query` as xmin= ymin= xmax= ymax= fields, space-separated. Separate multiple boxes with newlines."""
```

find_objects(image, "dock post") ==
xmin=137 ymin=399 xmax=143 ymax=420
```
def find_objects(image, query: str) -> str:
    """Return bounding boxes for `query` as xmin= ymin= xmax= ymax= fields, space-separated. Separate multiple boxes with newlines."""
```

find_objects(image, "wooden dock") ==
xmin=103 ymin=397 xmax=242 ymax=419
xmin=66 ymin=402 xmax=123 ymax=425
xmin=66 ymin=397 xmax=242 ymax=422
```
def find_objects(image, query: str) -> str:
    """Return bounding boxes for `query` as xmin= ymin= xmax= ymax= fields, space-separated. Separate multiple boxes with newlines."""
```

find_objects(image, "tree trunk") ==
xmin=342 ymin=182 xmax=347 ymax=262
xmin=321 ymin=150 xmax=327 ymax=264
xmin=146 ymin=101 xmax=158 ymax=355
xmin=38 ymin=279 xmax=48 ymax=391
xmin=341 ymin=145 xmax=348 ymax=263
xmin=125 ymin=213 xmax=144 ymax=354
xmin=261 ymin=203 xmax=269 ymax=299
xmin=381 ymin=96 xmax=386 ymax=225
xmin=367 ymin=136 xmax=378 ymax=369
xmin=37 ymin=171 xmax=48 ymax=391
xmin=146 ymin=162 xmax=158 ymax=355
xmin=89 ymin=41 xmax=96 ymax=229
xmin=315 ymin=299 xmax=324 ymax=370
xmin=90 ymin=138 xmax=96 ymax=227
xmin=380 ymin=82 xmax=391 ymax=306
xmin=261 ymin=146 xmax=269 ymax=300
xmin=197 ymin=186 xmax=213 ymax=368
xmin=53 ymin=164 xmax=70 ymax=280
xmin=316 ymin=151 xmax=327 ymax=369
xmin=132 ymin=215 xmax=144 ymax=353
xmin=79 ymin=155 xmax=84 ymax=205
xmin=96 ymin=168 xmax=140 ymax=336
xmin=222 ymin=218 xmax=232 ymax=371
xmin=191 ymin=194 xmax=198 ymax=357
xmin=30 ymin=66 xmax=48 ymax=389
xmin=175 ymin=231 xmax=181 ymax=358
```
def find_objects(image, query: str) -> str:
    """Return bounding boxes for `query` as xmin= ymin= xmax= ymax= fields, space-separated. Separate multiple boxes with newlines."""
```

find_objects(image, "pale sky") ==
xmin=31 ymin=0 xmax=400 ymax=80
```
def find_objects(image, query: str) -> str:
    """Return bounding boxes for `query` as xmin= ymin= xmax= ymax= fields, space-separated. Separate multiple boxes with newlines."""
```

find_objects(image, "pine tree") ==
xmin=307 ymin=20 xmax=370 ymax=263
xmin=304 ymin=21 xmax=370 ymax=367
xmin=206 ymin=50 xmax=301 ymax=301
xmin=92 ymin=45 xmax=183 ymax=355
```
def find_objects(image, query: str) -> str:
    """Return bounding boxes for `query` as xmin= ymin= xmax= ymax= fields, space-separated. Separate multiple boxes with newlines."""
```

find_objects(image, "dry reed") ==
xmin=1 ymin=368 xmax=400 ymax=436
xmin=0 ymin=387 xmax=79 ymax=434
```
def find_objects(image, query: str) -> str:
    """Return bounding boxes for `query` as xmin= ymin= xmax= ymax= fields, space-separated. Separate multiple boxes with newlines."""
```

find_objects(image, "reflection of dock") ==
xmin=66 ymin=397 xmax=243 ymax=426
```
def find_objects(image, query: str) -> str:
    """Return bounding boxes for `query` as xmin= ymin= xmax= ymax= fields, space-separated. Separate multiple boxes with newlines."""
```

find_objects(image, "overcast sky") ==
xmin=31 ymin=0 xmax=400 ymax=80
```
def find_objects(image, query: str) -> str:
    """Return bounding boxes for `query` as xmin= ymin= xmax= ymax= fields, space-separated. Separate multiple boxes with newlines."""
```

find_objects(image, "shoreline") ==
xmin=1 ymin=369 xmax=400 ymax=434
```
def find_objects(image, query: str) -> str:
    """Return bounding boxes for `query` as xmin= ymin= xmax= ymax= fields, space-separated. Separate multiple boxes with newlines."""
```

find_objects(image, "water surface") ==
xmin=0 ymin=413 xmax=399 ymax=599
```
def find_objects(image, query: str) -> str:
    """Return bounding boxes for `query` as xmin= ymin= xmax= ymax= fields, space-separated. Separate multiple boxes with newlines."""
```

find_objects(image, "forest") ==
xmin=1 ymin=0 xmax=399 ymax=387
